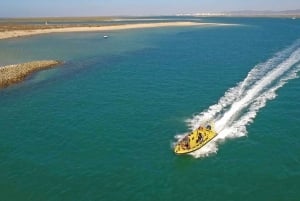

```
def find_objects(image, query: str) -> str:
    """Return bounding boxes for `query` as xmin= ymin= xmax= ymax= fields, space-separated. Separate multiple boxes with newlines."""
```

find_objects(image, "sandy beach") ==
xmin=0 ymin=60 xmax=61 ymax=88
xmin=0 ymin=22 xmax=226 ymax=40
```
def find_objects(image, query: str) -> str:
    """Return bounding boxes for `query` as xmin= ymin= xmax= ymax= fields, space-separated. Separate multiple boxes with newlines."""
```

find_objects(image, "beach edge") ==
xmin=0 ymin=22 xmax=231 ymax=40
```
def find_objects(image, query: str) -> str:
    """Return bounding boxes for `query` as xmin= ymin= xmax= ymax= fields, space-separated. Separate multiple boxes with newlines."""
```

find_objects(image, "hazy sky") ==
xmin=1 ymin=0 xmax=300 ymax=17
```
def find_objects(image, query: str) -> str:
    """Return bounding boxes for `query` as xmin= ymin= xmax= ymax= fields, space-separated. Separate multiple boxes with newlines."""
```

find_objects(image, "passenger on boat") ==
xmin=196 ymin=133 xmax=203 ymax=143
xmin=182 ymin=137 xmax=190 ymax=149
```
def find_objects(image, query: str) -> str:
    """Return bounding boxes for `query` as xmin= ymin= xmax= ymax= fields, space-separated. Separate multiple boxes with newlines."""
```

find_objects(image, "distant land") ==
xmin=177 ymin=9 xmax=300 ymax=17
xmin=0 ymin=9 xmax=300 ymax=20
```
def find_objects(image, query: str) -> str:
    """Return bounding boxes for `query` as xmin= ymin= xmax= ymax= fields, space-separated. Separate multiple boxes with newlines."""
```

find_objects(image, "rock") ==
xmin=0 ymin=60 xmax=61 ymax=88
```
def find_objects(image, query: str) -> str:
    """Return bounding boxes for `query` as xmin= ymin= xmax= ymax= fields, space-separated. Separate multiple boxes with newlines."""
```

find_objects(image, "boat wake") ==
xmin=177 ymin=40 xmax=300 ymax=158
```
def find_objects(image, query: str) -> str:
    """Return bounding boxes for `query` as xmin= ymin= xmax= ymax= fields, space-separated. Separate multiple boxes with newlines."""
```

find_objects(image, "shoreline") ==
xmin=0 ymin=22 xmax=229 ymax=40
xmin=0 ymin=60 xmax=61 ymax=88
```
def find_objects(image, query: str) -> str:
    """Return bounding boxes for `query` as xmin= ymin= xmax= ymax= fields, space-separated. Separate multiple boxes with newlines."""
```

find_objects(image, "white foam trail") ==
xmin=176 ymin=40 xmax=300 ymax=158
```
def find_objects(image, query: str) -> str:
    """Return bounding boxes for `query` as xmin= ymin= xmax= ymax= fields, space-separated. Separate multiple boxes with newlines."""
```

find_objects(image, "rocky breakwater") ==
xmin=0 ymin=60 xmax=61 ymax=88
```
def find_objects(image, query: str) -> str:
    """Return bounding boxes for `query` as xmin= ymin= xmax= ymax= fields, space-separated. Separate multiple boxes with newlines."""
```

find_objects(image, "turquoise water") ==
xmin=1 ymin=18 xmax=300 ymax=200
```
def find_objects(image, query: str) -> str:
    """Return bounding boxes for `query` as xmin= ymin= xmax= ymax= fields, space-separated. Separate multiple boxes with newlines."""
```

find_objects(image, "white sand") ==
xmin=0 ymin=22 xmax=229 ymax=40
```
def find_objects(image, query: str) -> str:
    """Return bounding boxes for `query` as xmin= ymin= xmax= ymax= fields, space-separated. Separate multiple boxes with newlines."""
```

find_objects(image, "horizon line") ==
xmin=1 ymin=8 xmax=300 ymax=19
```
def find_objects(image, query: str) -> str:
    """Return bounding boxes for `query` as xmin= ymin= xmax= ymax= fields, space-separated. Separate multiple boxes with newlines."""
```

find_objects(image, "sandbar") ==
xmin=0 ymin=60 xmax=61 ymax=88
xmin=0 ymin=22 xmax=228 ymax=40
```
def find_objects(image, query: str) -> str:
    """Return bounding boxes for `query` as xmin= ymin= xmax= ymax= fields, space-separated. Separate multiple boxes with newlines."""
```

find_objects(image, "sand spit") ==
xmin=0 ymin=60 xmax=61 ymax=88
xmin=0 ymin=22 xmax=226 ymax=40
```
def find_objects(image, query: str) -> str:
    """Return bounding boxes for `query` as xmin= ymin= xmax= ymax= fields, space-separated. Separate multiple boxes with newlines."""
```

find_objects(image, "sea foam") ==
xmin=175 ymin=40 xmax=300 ymax=158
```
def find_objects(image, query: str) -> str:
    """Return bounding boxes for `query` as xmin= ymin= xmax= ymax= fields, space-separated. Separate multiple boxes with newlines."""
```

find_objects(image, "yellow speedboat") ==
xmin=174 ymin=123 xmax=217 ymax=154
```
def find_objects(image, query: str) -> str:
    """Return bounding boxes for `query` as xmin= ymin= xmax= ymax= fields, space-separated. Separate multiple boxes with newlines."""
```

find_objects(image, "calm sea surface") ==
xmin=0 ymin=17 xmax=300 ymax=201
